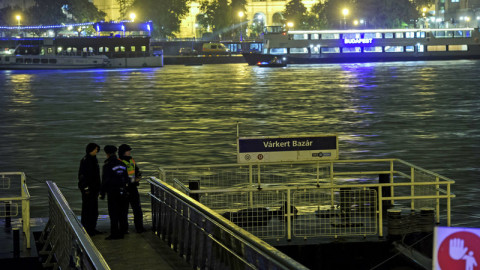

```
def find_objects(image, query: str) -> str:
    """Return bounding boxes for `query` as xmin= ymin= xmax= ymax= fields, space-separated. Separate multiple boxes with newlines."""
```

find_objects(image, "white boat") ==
xmin=0 ymin=53 xmax=109 ymax=69
xmin=243 ymin=26 xmax=480 ymax=65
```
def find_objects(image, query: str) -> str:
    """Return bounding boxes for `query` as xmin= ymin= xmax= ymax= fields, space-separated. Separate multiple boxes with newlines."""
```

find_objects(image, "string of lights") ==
xmin=0 ymin=22 xmax=95 ymax=30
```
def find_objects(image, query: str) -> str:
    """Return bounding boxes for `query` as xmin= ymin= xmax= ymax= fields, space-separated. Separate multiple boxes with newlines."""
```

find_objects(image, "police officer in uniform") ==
xmin=100 ymin=145 xmax=129 ymax=240
xmin=78 ymin=143 xmax=102 ymax=236
xmin=118 ymin=144 xmax=145 ymax=233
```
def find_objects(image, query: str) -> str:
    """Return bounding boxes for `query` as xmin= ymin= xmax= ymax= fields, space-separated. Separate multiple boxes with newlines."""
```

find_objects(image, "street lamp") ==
xmin=16 ymin=15 xmax=21 ymax=27
xmin=130 ymin=13 xmax=136 ymax=22
xmin=342 ymin=8 xmax=349 ymax=29
xmin=238 ymin=11 xmax=244 ymax=41
xmin=287 ymin=22 xmax=294 ymax=30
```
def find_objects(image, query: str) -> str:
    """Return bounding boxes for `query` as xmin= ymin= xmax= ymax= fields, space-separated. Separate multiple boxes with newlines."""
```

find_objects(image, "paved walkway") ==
xmin=90 ymin=216 xmax=191 ymax=270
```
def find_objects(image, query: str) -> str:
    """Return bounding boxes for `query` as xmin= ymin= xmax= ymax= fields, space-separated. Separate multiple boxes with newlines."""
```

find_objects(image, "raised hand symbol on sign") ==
xmin=450 ymin=238 xmax=468 ymax=260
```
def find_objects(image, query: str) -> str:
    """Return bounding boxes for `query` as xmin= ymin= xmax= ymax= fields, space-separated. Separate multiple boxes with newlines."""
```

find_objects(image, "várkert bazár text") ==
xmin=263 ymin=140 xmax=313 ymax=148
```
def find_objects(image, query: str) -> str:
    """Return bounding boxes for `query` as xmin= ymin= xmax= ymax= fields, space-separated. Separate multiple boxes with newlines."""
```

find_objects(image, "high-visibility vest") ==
xmin=120 ymin=158 xmax=136 ymax=180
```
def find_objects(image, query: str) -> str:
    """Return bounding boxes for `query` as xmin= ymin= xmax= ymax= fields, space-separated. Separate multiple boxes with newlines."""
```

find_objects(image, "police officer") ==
xmin=78 ymin=143 xmax=102 ymax=236
xmin=118 ymin=144 xmax=145 ymax=233
xmin=100 ymin=145 xmax=129 ymax=240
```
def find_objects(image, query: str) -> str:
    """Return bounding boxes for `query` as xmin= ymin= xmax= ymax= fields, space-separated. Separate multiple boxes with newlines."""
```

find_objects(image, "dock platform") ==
xmin=89 ymin=216 xmax=191 ymax=270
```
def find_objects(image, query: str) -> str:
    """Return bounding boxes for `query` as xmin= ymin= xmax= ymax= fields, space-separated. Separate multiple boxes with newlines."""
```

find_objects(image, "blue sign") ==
xmin=344 ymin=38 xmax=373 ymax=44
xmin=237 ymin=135 xmax=339 ymax=163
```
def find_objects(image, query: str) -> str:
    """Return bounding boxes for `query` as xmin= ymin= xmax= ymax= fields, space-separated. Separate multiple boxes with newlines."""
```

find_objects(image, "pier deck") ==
xmin=89 ymin=216 xmax=191 ymax=270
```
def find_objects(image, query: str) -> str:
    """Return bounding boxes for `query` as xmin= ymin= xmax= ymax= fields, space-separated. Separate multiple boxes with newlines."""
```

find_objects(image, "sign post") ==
xmin=237 ymin=134 xmax=338 ymax=163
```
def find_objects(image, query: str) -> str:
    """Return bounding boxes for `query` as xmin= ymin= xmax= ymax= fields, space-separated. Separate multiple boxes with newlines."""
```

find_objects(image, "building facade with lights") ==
xmin=91 ymin=0 xmax=321 ymax=39
xmin=435 ymin=0 xmax=480 ymax=27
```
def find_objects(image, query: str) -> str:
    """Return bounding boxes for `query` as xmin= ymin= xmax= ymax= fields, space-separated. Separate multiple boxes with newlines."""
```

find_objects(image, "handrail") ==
xmin=148 ymin=176 xmax=308 ymax=270
xmin=43 ymin=181 xmax=110 ymax=270
xmin=0 ymin=172 xmax=30 ymax=248
xmin=158 ymin=158 xmax=455 ymax=240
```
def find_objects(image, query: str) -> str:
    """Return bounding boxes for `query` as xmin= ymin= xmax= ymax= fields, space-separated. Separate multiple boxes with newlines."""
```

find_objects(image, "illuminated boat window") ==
xmin=434 ymin=31 xmax=447 ymax=38
xmin=385 ymin=33 xmax=394 ymax=39
xmin=417 ymin=44 xmax=425 ymax=52
xmin=270 ymin=48 xmax=287 ymax=54
xmin=385 ymin=46 xmax=404 ymax=52
xmin=321 ymin=47 xmax=340 ymax=53
xmin=292 ymin=34 xmax=308 ymax=40
xmin=47 ymin=48 xmax=53 ymax=54
xmin=115 ymin=46 xmax=120 ymax=52
xmin=105 ymin=47 xmax=109 ymax=52
xmin=131 ymin=46 xmax=136 ymax=52
xmin=365 ymin=33 xmax=382 ymax=39
xmin=311 ymin=34 xmax=320 ymax=40
xmin=142 ymin=46 xmax=146 ymax=52
xmin=406 ymin=46 xmax=415 ymax=52
xmin=99 ymin=47 xmax=104 ymax=53
xmin=311 ymin=46 xmax=320 ymax=54
xmin=427 ymin=45 xmax=447 ymax=51
xmin=395 ymin=33 xmax=404 ymax=38
xmin=416 ymin=32 xmax=425 ymax=38
xmin=322 ymin=33 xmax=340 ymax=39
xmin=121 ymin=46 xmax=126 ymax=52
xmin=405 ymin=32 xmax=415 ymax=38
xmin=290 ymin=47 xmax=308 ymax=54
xmin=342 ymin=47 xmax=361 ymax=53
xmin=449 ymin=45 xmax=468 ymax=51
xmin=343 ymin=33 xmax=361 ymax=39
xmin=364 ymin=46 xmax=382 ymax=53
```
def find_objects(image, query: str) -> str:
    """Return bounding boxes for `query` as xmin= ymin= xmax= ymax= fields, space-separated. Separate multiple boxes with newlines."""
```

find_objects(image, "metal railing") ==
xmin=38 ymin=181 xmax=110 ymax=270
xmin=148 ymin=176 xmax=308 ymax=270
xmin=158 ymin=158 xmax=455 ymax=242
xmin=0 ymin=172 xmax=31 ymax=248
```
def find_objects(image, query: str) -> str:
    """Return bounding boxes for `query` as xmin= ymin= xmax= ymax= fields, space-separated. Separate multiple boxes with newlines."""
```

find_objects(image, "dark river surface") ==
xmin=0 ymin=61 xmax=479 ymax=228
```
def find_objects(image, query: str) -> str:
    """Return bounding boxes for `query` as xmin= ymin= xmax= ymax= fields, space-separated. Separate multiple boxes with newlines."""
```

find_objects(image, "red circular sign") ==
xmin=438 ymin=231 xmax=480 ymax=270
xmin=257 ymin=154 xmax=264 ymax=160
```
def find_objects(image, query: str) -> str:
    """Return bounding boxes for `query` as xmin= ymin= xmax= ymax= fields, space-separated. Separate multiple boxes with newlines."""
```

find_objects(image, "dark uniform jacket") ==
xmin=78 ymin=154 xmax=101 ymax=194
xmin=101 ymin=155 xmax=130 ymax=197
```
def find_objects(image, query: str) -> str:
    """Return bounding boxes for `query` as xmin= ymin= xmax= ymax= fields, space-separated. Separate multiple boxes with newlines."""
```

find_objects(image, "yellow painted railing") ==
xmin=1 ymin=172 xmax=31 ymax=248
xmin=158 ymin=158 xmax=455 ymax=241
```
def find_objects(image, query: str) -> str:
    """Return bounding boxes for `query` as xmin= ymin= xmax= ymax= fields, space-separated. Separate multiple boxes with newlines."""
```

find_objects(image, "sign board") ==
xmin=434 ymin=226 xmax=480 ymax=269
xmin=237 ymin=134 xmax=338 ymax=163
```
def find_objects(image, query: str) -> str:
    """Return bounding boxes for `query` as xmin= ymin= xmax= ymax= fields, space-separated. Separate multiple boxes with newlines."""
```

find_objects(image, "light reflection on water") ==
xmin=0 ymin=61 xmax=479 ymax=227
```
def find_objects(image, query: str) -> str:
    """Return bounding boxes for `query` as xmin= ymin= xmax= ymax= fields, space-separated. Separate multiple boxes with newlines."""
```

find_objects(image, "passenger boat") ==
xmin=243 ymin=26 xmax=480 ymax=65
xmin=0 ymin=22 xmax=163 ymax=69
xmin=0 ymin=53 xmax=109 ymax=69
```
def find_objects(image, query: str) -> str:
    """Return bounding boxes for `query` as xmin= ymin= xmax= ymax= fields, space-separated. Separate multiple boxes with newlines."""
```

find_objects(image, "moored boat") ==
xmin=243 ymin=26 xmax=480 ymax=65
xmin=0 ymin=53 xmax=109 ymax=69
xmin=0 ymin=21 xmax=163 ymax=69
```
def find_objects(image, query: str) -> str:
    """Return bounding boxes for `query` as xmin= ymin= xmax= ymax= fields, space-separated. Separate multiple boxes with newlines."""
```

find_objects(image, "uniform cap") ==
xmin=118 ymin=144 xmax=132 ymax=156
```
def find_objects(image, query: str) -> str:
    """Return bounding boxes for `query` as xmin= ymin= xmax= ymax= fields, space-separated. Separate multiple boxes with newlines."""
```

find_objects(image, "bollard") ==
xmin=5 ymin=202 xmax=11 ymax=228
xmin=387 ymin=209 xmax=402 ymax=240
xmin=13 ymin=228 xmax=20 ymax=258
xmin=189 ymin=181 xmax=200 ymax=201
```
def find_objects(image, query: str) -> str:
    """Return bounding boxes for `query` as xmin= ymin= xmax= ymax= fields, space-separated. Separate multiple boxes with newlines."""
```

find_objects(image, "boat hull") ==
xmin=243 ymin=51 xmax=480 ymax=65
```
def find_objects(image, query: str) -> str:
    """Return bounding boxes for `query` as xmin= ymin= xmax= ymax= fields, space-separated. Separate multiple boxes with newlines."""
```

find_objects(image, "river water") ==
xmin=0 ymin=61 xmax=479 ymax=228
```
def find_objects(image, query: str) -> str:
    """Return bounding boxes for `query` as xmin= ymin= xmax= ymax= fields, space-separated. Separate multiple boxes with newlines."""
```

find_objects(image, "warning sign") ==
xmin=237 ymin=134 xmax=338 ymax=163
xmin=434 ymin=226 xmax=480 ymax=269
